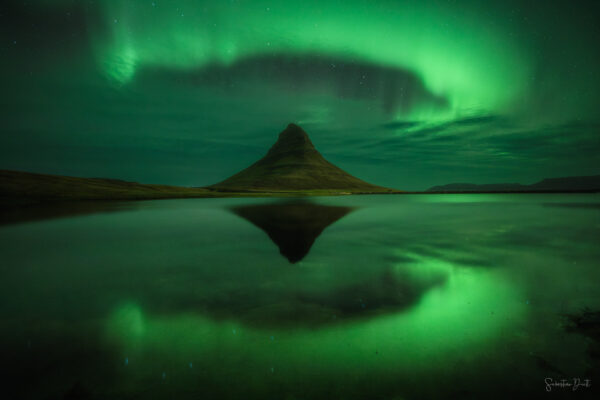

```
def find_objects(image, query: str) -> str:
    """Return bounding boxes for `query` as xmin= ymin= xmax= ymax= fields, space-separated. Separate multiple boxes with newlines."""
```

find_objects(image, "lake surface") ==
xmin=1 ymin=194 xmax=599 ymax=399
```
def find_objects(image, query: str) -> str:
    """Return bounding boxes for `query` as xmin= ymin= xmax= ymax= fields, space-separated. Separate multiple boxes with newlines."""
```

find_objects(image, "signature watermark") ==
xmin=545 ymin=378 xmax=591 ymax=392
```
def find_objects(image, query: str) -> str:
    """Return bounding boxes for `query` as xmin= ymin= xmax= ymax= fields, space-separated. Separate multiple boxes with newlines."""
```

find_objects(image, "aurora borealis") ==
xmin=1 ymin=0 xmax=599 ymax=189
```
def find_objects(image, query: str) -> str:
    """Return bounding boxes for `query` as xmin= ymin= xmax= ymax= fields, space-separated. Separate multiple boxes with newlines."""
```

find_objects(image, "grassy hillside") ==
xmin=0 ymin=170 xmax=219 ymax=204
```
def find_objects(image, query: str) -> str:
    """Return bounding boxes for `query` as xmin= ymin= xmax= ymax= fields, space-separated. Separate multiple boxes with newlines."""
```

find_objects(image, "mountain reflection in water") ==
xmin=230 ymin=201 xmax=354 ymax=263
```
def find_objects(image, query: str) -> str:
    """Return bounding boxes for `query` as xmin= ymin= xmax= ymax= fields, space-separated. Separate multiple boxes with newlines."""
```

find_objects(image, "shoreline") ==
xmin=1 ymin=169 xmax=599 ymax=205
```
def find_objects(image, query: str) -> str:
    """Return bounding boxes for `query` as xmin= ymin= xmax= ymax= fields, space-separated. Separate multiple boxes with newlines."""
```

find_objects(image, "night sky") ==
xmin=1 ymin=0 xmax=599 ymax=190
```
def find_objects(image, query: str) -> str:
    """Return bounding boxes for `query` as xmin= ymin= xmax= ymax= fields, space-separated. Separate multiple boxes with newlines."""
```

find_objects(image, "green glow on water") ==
xmin=106 ymin=254 xmax=524 ymax=381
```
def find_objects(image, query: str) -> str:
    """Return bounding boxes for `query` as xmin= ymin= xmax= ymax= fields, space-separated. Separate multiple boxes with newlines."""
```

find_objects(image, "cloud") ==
xmin=136 ymin=53 xmax=448 ymax=116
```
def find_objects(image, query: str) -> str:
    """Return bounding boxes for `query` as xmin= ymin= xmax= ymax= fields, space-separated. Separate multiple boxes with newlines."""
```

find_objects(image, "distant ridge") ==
xmin=427 ymin=175 xmax=600 ymax=193
xmin=210 ymin=123 xmax=395 ymax=193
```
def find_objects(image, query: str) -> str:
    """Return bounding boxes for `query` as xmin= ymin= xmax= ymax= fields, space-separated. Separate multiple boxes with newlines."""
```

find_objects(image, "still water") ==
xmin=1 ymin=194 xmax=599 ymax=399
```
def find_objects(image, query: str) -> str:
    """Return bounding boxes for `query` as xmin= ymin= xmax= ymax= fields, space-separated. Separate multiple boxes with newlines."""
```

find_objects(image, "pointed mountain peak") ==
xmin=269 ymin=123 xmax=315 ymax=154
xmin=280 ymin=123 xmax=308 ymax=139
xmin=210 ymin=123 xmax=395 ymax=192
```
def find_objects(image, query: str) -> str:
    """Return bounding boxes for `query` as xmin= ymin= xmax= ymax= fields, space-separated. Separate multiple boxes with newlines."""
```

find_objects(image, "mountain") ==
xmin=0 ymin=123 xmax=396 ymax=203
xmin=427 ymin=175 xmax=600 ymax=193
xmin=231 ymin=202 xmax=354 ymax=263
xmin=210 ymin=123 xmax=395 ymax=193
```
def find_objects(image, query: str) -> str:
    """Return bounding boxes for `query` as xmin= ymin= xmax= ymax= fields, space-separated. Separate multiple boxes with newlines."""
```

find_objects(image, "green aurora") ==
xmin=1 ymin=0 xmax=599 ymax=189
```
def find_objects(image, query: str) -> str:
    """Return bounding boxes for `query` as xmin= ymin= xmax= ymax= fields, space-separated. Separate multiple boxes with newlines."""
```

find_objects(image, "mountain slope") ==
xmin=210 ymin=123 xmax=395 ymax=192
